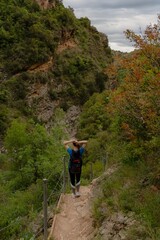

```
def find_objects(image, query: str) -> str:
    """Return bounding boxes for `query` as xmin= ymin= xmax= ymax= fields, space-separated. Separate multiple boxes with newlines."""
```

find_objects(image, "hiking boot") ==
xmin=72 ymin=193 xmax=76 ymax=198
xmin=75 ymin=191 xmax=81 ymax=197
xmin=71 ymin=185 xmax=76 ymax=196
xmin=76 ymin=183 xmax=80 ymax=197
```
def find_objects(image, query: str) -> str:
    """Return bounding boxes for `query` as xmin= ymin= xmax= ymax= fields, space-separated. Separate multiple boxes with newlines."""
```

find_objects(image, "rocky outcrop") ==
xmin=64 ymin=105 xmax=81 ymax=137
xmin=26 ymin=82 xmax=81 ymax=134
xmin=48 ymin=167 xmax=149 ymax=240
xmin=26 ymin=82 xmax=59 ymax=127
xmin=28 ymin=57 xmax=53 ymax=73
xmin=96 ymin=212 xmax=148 ymax=240
xmin=34 ymin=0 xmax=56 ymax=9
xmin=91 ymin=167 xmax=151 ymax=240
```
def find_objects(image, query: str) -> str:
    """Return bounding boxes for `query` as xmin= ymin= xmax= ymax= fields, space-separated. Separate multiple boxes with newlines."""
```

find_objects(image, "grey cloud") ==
xmin=65 ymin=0 xmax=160 ymax=10
xmin=63 ymin=0 xmax=159 ymax=52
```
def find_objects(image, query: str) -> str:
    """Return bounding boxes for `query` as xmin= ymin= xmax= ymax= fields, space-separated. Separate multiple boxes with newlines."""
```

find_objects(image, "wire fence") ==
xmin=0 ymin=155 xmax=66 ymax=240
xmin=33 ymin=156 xmax=66 ymax=240
xmin=0 ymin=154 xmax=107 ymax=240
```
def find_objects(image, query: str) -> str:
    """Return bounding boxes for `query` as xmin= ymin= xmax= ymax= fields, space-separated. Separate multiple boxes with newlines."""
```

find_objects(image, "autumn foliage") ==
xmin=77 ymin=18 xmax=160 ymax=236
xmin=79 ymin=15 xmax=160 ymax=180
xmin=105 ymin=16 xmax=160 ymax=164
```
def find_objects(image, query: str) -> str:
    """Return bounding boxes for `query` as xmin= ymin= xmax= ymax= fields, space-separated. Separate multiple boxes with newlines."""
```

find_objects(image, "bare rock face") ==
xmin=34 ymin=0 xmax=56 ymax=9
xmin=91 ymin=168 xmax=151 ymax=240
xmin=98 ymin=212 xmax=138 ymax=240
xmin=65 ymin=105 xmax=81 ymax=138
xmin=26 ymin=81 xmax=81 ymax=134
xmin=26 ymin=82 xmax=59 ymax=127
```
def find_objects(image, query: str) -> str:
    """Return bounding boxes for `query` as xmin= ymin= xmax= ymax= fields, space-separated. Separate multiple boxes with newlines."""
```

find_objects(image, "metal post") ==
xmin=43 ymin=179 xmax=48 ymax=240
xmin=63 ymin=156 xmax=66 ymax=193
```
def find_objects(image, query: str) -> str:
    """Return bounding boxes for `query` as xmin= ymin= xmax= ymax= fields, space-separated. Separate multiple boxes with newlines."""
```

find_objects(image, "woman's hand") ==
xmin=73 ymin=139 xmax=78 ymax=144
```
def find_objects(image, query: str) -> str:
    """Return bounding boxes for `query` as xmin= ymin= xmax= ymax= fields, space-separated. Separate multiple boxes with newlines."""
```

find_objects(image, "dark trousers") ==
xmin=69 ymin=169 xmax=81 ymax=187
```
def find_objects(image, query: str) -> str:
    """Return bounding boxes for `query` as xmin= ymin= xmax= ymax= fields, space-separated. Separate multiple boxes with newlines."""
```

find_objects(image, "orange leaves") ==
xmin=124 ymin=15 xmax=160 ymax=71
xmin=144 ymin=15 xmax=160 ymax=45
xmin=124 ymin=14 xmax=160 ymax=47
xmin=107 ymin=16 xmax=160 ymax=142
xmin=121 ymin=122 xmax=136 ymax=141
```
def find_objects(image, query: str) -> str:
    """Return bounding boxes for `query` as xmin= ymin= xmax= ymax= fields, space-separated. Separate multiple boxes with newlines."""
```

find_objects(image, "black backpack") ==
xmin=70 ymin=149 xmax=82 ymax=173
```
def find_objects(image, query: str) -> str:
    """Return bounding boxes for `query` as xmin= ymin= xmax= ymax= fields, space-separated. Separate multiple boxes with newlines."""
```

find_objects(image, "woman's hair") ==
xmin=73 ymin=141 xmax=80 ymax=149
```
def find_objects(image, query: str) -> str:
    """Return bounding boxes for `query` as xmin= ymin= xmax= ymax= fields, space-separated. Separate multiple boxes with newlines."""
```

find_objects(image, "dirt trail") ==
xmin=49 ymin=185 xmax=95 ymax=240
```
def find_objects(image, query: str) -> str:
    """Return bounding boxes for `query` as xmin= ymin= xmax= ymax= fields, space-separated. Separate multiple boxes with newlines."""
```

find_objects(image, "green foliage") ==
xmin=78 ymin=91 xmax=110 ymax=139
xmin=4 ymin=118 xmax=66 ymax=188
xmin=92 ymin=164 xmax=160 ymax=239
xmin=0 ymin=1 xmax=112 ymax=239
xmin=0 ymin=0 xmax=111 ymax=121
xmin=2 ymin=3 xmax=159 ymax=240
xmin=53 ymin=50 xmax=109 ymax=106
xmin=0 ymin=180 xmax=43 ymax=240
xmin=56 ymin=6 xmax=77 ymax=27
xmin=92 ymin=197 xmax=106 ymax=226
xmin=0 ymin=105 xmax=10 ymax=135
xmin=79 ymin=17 xmax=91 ymax=28
xmin=139 ymin=189 xmax=160 ymax=229
xmin=0 ymin=88 xmax=9 ymax=103
xmin=5 ymin=119 xmax=28 ymax=154
xmin=0 ymin=113 xmax=67 ymax=239
xmin=82 ymin=161 xmax=104 ymax=180
xmin=0 ymin=0 xmax=61 ymax=73
xmin=78 ymin=18 xmax=160 ymax=238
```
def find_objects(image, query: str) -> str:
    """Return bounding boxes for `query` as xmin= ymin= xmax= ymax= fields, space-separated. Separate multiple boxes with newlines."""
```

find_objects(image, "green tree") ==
xmin=4 ymin=118 xmax=66 ymax=189
xmin=78 ymin=92 xmax=110 ymax=139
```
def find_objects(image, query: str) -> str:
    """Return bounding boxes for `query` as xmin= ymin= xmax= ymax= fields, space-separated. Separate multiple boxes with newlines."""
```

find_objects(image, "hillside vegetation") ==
xmin=77 ymin=15 xmax=160 ymax=239
xmin=0 ymin=0 xmax=111 ymax=137
xmin=0 ymin=0 xmax=159 ymax=239
xmin=0 ymin=0 xmax=112 ymax=239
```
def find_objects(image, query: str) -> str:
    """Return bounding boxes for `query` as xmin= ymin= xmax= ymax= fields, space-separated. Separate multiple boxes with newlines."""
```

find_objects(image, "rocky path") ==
xmin=49 ymin=185 xmax=95 ymax=240
xmin=48 ymin=166 xmax=140 ymax=240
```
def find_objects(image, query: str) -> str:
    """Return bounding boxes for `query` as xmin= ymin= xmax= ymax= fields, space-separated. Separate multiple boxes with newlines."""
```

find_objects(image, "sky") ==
xmin=63 ymin=0 xmax=159 ymax=52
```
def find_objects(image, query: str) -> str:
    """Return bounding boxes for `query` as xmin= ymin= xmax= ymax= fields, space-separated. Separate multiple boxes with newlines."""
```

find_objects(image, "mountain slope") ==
xmin=0 ymin=0 xmax=112 ymax=139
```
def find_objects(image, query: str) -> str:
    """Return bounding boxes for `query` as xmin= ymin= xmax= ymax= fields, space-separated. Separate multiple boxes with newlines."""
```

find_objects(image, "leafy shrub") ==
xmin=0 ymin=0 xmax=60 ymax=74
xmin=0 ymin=105 xmax=10 ymax=135
xmin=82 ymin=161 xmax=104 ymax=180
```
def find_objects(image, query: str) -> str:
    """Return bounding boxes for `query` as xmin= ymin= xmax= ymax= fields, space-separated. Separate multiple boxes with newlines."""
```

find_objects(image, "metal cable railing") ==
xmin=0 ymin=154 xmax=107 ymax=240
xmin=0 ymin=156 xmax=67 ymax=240
xmin=33 ymin=156 xmax=66 ymax=240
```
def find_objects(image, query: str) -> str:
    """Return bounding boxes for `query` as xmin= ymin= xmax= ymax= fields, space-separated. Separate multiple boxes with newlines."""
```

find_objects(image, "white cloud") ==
xmin=63 ymin=0 xmax=159 ymax=52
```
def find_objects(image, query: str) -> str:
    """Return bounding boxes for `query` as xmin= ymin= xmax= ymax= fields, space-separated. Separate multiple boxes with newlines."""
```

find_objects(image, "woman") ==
xmin=63 ymin=139 xmax=88 ymax=197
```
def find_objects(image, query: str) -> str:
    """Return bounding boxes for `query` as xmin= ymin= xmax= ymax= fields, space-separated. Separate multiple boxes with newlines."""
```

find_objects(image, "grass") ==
xmin=92 ymin=162 xmax=160 ymax=240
